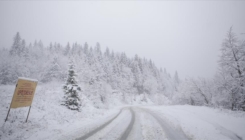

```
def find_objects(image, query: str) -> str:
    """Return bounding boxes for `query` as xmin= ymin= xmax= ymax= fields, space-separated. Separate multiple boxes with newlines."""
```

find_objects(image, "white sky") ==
xmin=0 ymin=1 xmax=245 ymax=79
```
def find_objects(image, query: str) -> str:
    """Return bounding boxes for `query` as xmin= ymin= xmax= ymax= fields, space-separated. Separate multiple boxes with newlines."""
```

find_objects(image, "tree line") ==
xmin=0 ymin=27 xmax=244 ymax=111
xmin=0 ymin=32 xmax=178 ymax=109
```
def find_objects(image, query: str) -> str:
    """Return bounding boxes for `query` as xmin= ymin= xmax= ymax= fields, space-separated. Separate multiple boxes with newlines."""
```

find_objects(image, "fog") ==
xmin=0 ymin=1 xmax=244 ymax=78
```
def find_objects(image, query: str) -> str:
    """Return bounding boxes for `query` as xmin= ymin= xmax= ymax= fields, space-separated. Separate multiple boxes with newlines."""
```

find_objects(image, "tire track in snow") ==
xmin=142 ymin=108 xmax=190 ymax=140
xmin=75 ymin=108 xmax=123 ymax=140
xmin=119 ymin=108 xmax=135 ymax=140
xmin=138 ymin=108 xmax=167 ymax=140
xmin=126 ymin=108 xmax=144 ymax=140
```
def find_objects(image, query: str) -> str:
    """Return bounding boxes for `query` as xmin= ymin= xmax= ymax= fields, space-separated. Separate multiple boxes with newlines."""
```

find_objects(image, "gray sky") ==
xmin=0 ymin=1 xmax=245 ymax=79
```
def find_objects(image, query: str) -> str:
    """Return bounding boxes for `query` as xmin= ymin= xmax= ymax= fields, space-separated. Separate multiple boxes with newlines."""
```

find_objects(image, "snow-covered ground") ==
xmin=0 ymin=82 xmax=121 ymax=140
xmin=1 ymin=83 xmax=245 ymax=140
xmin=74 ymin=106 xmax=245 ymax=140
xmin=142 ymin=105 xmax=245 ymax=140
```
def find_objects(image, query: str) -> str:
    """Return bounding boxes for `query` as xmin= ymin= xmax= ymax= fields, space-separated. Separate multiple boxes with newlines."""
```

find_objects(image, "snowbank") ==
xmin=143 ymin=105 xmax=245 ymax=140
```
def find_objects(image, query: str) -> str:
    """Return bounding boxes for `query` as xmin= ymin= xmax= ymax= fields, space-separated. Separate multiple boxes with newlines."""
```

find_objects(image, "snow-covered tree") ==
xmin=174 ymin=27 xmax=245 ymax=110
xmin=63 ymin=60 xmax=82 ymax=111
xmin=173 ymin=78 xmax=213 ymax=106
xmin=83 ymin=42 xmax=89 ymax=55
xmin=64 ymin=42 xmax=70 ymax=56
xmin=10 ymin=32 xmax=22 ymax=56
xmin=174 ymin=71 xmax=180 ymax=84
xmin=42 ymin=57 xmax=62 ymax=82
xmin=218 ymin=27 xmax=245 ymax=110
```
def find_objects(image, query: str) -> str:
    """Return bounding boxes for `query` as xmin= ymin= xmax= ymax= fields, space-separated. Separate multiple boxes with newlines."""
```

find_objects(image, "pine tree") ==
xmin=10 ymin=32 xmax=22 ymax=56
xmin=104 ymin=47 xmax=110 ymax=57
xmin=42 ymin=57 xmax=62 ymax=82
xmin=63 ymin=60 xmax=82 ymax=111
xmin=83 ymin=42 xmax=89 ymax=55
xmin=174 ymin=71 xmax=179 ymax=84
xmin=38 ymin=40 xmax=44 ymax=50
xmin=20 ymin=39 xmax=26 ymax=56
xmin=64 ymin=42 xmax=70 ymax=56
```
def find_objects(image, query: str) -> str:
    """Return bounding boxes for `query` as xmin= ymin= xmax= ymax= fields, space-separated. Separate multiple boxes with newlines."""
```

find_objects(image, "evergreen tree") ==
xmin=10 ymin=32 xmax=22 ymax=56
xmin=49 ymin=42 xmax=54 ymax=53
xmin=174 ymin=71 xmax=180 ymax=84
xmin=42 ymin=57 xmax=62 ymax=82
xmin=83 ymin=42 xmax=89 ymax=55
xmin=20 ymin=39 xmax=26 ymax=56
xmin=71 ymin=43 xmax=79 ymax=55
xmin=38 ymin=40 xmax=43 ymax=48
xmin=104 ymin=47 xmax=110 ymax=57
xmin=63 ymin=60 xmax=82 ymax=111
xmin=95 ymin=42 xmax=101 ymax=54
xmin=64 ymin=42 xmax=70 ymax=56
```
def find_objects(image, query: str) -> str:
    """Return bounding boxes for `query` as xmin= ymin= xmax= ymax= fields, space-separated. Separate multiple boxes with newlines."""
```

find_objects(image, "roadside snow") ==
xmin=143 ymin=105 xmax=245 ymax=140
xmin=0 ymin=82 xmax=120 ymax=140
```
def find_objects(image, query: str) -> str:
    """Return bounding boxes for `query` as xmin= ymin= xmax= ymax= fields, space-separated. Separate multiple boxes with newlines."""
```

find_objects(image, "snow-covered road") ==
xmin=75 ymin=107 xmax=191 ymax=140
xmin=71 ymin=106 xmax=245 ymax=140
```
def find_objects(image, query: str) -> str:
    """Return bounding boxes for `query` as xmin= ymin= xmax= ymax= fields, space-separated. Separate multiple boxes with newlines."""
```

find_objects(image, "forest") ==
xmin=0 ymin=27 xmax=244 ymax=111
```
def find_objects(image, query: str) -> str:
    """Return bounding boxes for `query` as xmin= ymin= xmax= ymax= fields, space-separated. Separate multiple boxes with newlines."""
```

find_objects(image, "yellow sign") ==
xmin=10 ymin=77 xmax=38 ymax=108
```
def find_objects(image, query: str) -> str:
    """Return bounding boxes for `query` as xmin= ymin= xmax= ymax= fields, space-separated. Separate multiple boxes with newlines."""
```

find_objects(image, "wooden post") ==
xmin=5 ymin=108 xmax=11 ymax=122
xmin=26 ymin=106 xmax=32 ymax=123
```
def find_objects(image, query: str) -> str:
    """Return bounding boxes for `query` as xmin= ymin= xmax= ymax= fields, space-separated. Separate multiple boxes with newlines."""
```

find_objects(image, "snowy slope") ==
xmin=0 ymin=82 xmax=120 ymax=140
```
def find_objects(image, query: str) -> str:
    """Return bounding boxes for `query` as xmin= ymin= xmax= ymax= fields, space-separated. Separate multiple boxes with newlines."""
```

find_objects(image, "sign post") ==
xmin=5 ymin=77 xmax=38 ymax=122
xmin=26 ymin=106 xmax=32 ymax=122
